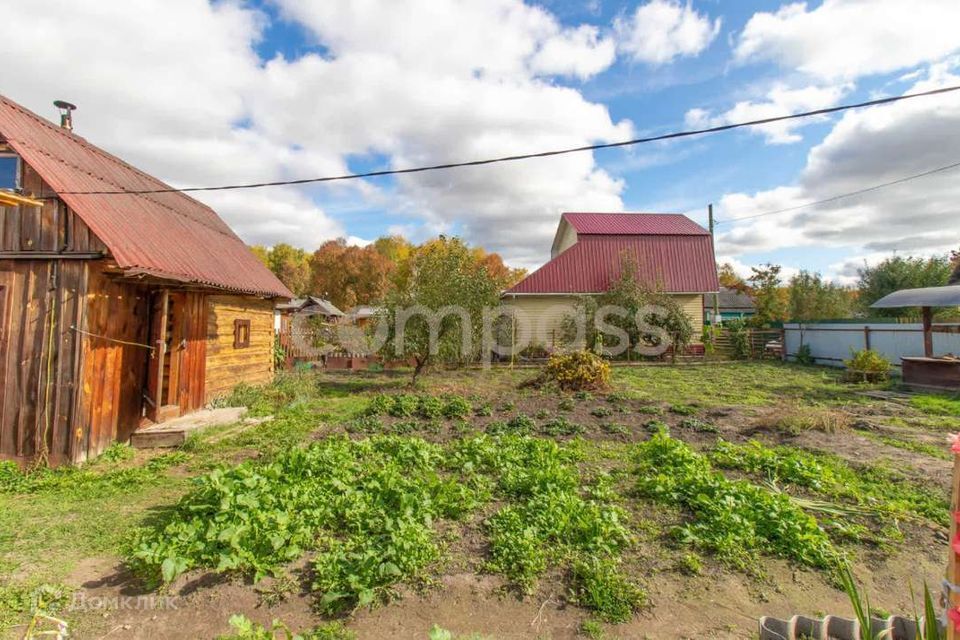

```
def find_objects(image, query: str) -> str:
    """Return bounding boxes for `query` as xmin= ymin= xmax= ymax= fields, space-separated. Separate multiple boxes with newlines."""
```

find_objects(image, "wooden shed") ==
xmin=0 ymin=95 xmax=292 ymax=466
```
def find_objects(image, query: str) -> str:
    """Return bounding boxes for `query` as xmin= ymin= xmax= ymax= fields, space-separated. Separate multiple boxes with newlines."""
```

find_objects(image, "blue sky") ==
xmin=3 ymin=0 xmax=959 ymax=283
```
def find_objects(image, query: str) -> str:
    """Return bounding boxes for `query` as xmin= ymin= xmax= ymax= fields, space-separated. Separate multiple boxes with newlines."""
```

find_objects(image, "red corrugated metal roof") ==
xmin=0 ymin=94 xmax=292 ymax=299
xmin=507 ymin=226 xmax=720 ymax=295
xmin=562 ymin=212 xmax=709 ymax=235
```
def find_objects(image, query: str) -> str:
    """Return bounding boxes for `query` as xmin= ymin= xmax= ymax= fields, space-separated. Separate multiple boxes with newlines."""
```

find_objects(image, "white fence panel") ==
xmin=783 ymin=322 xmax=960 ymax=368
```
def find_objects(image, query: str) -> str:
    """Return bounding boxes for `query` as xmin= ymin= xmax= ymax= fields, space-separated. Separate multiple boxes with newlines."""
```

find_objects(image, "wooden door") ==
xmin=144 ymin=290 xmax=168 ymax=422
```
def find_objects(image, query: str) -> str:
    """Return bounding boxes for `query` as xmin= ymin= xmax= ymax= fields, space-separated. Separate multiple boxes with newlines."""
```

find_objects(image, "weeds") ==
xmin=540 ymin=416 xmax=586 ymax=437
xmin=769 ymin=405 xmax=850 ymax=435
xmin=633 ymin=431 xmax=838 ymax=573
xmin=710 ymin=440 xmax=947 ymax=525
xmin=677 ymin=418 xmax=718 ymax=433
xmin=217 ymin=615 xmax=355 ymax=640
xmin=570 ymin=556 xmax=646 ymax=623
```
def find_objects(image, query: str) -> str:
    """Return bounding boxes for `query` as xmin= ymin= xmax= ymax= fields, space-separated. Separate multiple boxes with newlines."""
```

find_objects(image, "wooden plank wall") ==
xmin=75 ymin=265 xmax=150 ymax=461
xmin=205 ymin=295 xmax=275 ymax=402
xmin=0 ymin=260 xmax=86 ymax=465
xmin=1 ymin=164 xmax=108 ymax=254
xmin=0 ymin=161 xmax=108 ymax=465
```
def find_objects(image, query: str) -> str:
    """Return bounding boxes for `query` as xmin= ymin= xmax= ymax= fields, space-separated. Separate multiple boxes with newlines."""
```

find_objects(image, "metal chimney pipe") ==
xmin=53 ymin=100 xmax=77 ymax=131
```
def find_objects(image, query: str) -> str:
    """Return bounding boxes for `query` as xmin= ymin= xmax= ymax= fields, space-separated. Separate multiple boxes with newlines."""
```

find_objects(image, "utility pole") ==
xmin=708 ymin=204 xmax=720 ymax=326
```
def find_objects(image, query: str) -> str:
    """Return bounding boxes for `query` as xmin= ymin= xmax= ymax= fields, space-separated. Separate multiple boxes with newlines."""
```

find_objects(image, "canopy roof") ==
xmin=870 ymin=285 xmax=960 ymax=308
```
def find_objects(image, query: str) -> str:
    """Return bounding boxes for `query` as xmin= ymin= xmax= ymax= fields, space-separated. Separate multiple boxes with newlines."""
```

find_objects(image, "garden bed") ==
xmin=0 ymin=362 xmax=954 ymax=639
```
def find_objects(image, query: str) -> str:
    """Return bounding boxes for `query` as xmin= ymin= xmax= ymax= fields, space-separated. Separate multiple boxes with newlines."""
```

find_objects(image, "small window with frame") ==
xmin=233 ymin=319 xmax=251 ymax=349
xmin=0 ymin=149 xmax=20 ymax=191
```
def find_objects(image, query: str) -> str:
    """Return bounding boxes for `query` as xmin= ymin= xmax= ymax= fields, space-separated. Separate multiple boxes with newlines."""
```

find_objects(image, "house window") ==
xmin=233 ymin=319 xmax=251 ymax=348
xmin=0 ymin=152 xmax=19 ymax=190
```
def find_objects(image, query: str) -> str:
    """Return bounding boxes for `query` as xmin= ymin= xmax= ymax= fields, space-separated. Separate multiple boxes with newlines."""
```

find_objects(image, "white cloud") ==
xmin=735 ymin=0 xmax=960 ymax=81
xmin=0 ymin=0 xmax=630 ymax=266
xmin=615 ymin=0 xmax=721 ymax=65
xmin=530 ymin=25 xmax=616 ymax=80
xmin=715 ymin=61 xmax=960 ymax=277
xmin=685 ymin=83 xmax=850 ymax=144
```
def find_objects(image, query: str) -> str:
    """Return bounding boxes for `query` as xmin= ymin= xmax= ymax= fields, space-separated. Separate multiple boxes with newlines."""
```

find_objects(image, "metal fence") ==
xmin=783 ymin=322 xmax=960 ymax=367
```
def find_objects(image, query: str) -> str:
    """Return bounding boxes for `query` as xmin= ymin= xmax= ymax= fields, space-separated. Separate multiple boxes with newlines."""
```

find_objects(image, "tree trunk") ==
xmin=411 ymin=356 xmax=428 ymax=385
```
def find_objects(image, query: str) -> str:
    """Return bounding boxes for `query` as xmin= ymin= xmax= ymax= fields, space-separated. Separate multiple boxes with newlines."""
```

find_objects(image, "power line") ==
xmin=714 ymin=159 xmax=960 ymax=225
xmin=51 ymin=84 xmax=960 ymax=196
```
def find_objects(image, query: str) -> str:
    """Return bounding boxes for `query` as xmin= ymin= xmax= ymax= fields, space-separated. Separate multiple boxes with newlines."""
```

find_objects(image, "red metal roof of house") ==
xmin=0 ymin=95 xmax=292 ymax=299
xmin=562 ymin=212 xmax=710 ymax=236
xmin=507 ymin=214 xmax=719 ymax=295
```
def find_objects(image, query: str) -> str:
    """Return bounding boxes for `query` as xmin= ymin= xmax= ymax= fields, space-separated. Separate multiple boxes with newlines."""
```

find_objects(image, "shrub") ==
xmin=726 ymin=319 xmax=751 ymax=360
xmin=795 ymin=343 xmax=815 ymax=365
xmin=540 ymin=352 xmax=611 ymax=391
xmin=843 ymin=349 xmax=891 ymax=382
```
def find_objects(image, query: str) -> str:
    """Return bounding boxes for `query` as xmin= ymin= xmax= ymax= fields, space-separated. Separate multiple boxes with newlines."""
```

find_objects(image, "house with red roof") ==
xmin=0 ymin=95 xmax=291 ymax=465
xmin=503 ymin=212 xmax=720 ymax=350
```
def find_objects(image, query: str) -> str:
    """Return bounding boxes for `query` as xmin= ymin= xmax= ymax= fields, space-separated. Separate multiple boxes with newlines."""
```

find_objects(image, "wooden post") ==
xmin=948 ymin=453 xmax=960 ymax=640
xmin=863 ymin=325 xmax=871 ymax=351
xmin=922 ymin=306 xmax=934 ymax=358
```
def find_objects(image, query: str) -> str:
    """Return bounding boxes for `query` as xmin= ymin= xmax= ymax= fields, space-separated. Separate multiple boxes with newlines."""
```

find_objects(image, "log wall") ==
xmin=205 ymin=295 xmax=275 ymax=402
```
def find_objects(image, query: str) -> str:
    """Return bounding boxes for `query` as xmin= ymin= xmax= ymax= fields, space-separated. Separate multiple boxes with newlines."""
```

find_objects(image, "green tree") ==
xmin=857 ymin=254 xmax=953 ymax=316
xmin=787 ymin=271 xmax=854 ymax=321
xmin=380 ymin=236 xmax=501 ymax=382
xmin=748 ymin=263 xmax=788 ymax=325
xmin=561 ymin=254 xmax=694 ymax=362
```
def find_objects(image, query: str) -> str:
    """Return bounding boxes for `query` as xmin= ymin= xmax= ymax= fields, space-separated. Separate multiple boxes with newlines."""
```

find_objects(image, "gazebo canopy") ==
xmin=870 ymin=284 xmax=960 ymax=309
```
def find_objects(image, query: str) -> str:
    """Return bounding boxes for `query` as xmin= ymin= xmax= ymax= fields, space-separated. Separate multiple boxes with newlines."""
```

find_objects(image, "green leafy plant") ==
xmin=442 ymin=395 xmax=472 ymax=419
xmin=668 ymin=404 xmax=697 ymax=416
xmin=590 ymin=406 xmax=613 ymax=418
xmin=540 ymin=416 xmax=585 ymax=437
xmin=570 ymin=556 xmax=646 ymax=623
xmin=633 ymin=431 xmax=838 ymax=573
xmin=418 ymin=395 xmax=445 ymax=419
xmin=678 ymin=418 xmax=718 ymax=433
xmin=843 ymin=349 xmax=891 ymax=383
xmin=557 ymin=397 xmax=575 ymax=412
xmin=217 ymin=615 xmax=355 ymax=640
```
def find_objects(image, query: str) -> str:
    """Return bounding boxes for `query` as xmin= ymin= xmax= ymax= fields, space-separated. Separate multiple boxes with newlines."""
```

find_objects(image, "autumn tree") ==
xmin=309 ymin=239 xmax=394 ymax=310
xmin=950 ymin=248 xmax=960 ymax=285
xmin=249 ymin=243 xmax=311 ymax=296
xmin=787 ymin=271 xmax=854 ymax=321
xmin=857 ymin=254 xmax=953 ymax=317
xmin=380 ymin=236 xmax=501 ymax=382
xmin=717 ymin=262 xmax=748 ymax=292
xmin=748 ymin=263 xmax=788 ymax=325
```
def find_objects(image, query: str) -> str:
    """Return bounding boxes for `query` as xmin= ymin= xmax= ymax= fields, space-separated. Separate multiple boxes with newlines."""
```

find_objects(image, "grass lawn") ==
xmin=0 ymin=361 xmax=954 ymax=640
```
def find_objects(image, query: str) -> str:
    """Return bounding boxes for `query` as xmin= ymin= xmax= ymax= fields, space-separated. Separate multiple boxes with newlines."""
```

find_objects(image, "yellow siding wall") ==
xmin=504 ymin=293 xmax=705 ymax=350
xmin=503 ymin=295 xmax=583 ymax=349
xmin=205 ymin=295 xmax=275 ymax=402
